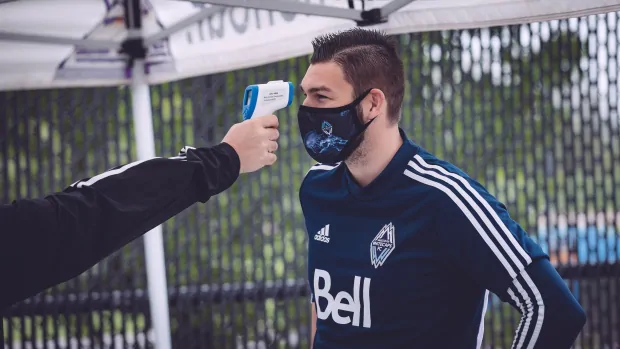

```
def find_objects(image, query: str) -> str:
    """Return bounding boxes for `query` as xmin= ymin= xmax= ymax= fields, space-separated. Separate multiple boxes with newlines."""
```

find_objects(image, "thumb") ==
xmin=259 ymin=114 xmax=279 ymax=128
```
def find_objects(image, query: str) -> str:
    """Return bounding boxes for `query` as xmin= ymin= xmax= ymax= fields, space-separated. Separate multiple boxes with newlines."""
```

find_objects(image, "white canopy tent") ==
xmin=1 ymin=0 xmax=619 ymax=348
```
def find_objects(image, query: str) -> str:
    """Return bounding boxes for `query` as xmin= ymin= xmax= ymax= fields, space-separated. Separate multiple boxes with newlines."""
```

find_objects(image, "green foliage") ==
xmin=3 ymin=311 xmax=147 ymax=344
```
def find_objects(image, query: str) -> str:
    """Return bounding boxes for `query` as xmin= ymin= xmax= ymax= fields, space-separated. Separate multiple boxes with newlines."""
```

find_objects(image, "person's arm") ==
xmin=0 ymin=115 xmax=280 ymax=311
xmin=299 ymin=163 xmax=337 ymax=349
xmin=0 ymin=144 xmax=238 ymax=310
xmin=427 ymin=170 xmax=586 ymax=348
xmin=311 ymin=302 xmax=317 ymax=348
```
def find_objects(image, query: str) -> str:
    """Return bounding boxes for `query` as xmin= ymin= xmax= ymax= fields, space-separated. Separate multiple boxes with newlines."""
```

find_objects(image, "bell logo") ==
xmin=313 ymin=268 xmax=371 ymax=328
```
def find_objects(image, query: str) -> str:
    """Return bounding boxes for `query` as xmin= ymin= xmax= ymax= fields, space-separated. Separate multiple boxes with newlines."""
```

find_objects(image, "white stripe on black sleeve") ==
xmin=74 ymin=158 xmax=156 ymax=188
xmin=71 ymin=147 xmax=196 ymax=189
xmin=404 ymin=156 xmax=544 ymax=349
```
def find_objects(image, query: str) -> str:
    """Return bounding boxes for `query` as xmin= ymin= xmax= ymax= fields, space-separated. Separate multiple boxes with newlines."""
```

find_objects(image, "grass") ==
xmin=3 ymin=311 xmax=147 ymax=344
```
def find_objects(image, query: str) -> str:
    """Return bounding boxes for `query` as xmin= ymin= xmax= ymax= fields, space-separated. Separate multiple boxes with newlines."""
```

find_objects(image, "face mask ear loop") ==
xmin=338 ymin=113 xmax=378 ymax=161
xmin=354 ymin=88 xmax=373 ymax=105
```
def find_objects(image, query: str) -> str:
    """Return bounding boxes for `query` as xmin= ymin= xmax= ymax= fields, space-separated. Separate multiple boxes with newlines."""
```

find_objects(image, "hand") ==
xmin=221 ymin=115 xmax=280 ymax=174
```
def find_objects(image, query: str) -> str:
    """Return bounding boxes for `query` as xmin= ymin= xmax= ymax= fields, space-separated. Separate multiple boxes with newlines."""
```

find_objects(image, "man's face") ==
xmin=298 ymin=61 xmax=371 ymax=165
xmin=300 ymin=62 xmax=354 ymax=108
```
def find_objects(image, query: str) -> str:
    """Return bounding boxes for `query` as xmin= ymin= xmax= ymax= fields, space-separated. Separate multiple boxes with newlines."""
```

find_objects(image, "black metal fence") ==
xmin=2 ymin=13 xmax=620 ymax=349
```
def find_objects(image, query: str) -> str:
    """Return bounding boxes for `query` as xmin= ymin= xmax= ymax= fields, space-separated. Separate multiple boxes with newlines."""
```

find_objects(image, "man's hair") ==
xmin=310 ymin=28 xmax=405 ymax=123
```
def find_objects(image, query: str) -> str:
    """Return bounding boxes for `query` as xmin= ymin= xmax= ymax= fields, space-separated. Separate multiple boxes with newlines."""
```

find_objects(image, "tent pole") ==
xmin=130 ymin=59 xmax=173 ymax=349
xmin=144 ymin=6 xmax=225 ymax=46
xmin=0 ymin=31 xmax=118 ymax=49
xmin=124 ymin=0 xmax=172 ymax=348
xmin=381 ymin=0 xmax=416 ymax=16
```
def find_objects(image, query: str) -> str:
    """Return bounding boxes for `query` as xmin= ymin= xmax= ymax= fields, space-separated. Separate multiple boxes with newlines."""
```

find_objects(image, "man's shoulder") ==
xmin=299 ymin=162 xmax=343 ymax=193
xmin=303 ymin=162 xmax=343 ymax=183
xmin=408 ymin=150 xmax=470 ymax=178
xmin=403 ymin=150 xmax=495 ymax=208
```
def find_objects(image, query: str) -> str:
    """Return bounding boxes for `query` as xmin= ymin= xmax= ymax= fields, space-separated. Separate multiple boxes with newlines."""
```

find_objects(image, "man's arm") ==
xmin=0 ymin=114 xmax=280 ymax=310
xmin=311 ymin=303 xmax=317 ymax=348
xmin=300 ymin=162 xmax=340 ymax=349
xmin=408 ymin=159 xmax=586 ymax=348
xmin=505 ymin=258 xmax=585 ymax=348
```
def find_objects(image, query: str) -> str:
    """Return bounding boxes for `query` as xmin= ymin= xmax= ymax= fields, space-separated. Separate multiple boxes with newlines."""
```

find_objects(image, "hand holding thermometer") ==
xmin=242 ymin=80 xmax=294 ymax=120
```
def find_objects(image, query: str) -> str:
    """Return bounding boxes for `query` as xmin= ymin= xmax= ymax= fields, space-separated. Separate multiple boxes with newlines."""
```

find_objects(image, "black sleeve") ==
xmin=0 ymin=143 xmax=240 ymax=311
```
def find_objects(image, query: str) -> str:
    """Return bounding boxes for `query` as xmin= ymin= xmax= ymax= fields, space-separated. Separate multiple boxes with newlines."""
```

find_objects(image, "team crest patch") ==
xmin=322 ymin=121 xmax=333 ymax=135
xmin=370 ymin=222 xmax=395 ymax=268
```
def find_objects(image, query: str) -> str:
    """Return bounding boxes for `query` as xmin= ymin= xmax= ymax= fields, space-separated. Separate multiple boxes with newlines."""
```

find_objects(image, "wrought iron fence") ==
xmin=2 ymin=13 xmax=620 ymax=349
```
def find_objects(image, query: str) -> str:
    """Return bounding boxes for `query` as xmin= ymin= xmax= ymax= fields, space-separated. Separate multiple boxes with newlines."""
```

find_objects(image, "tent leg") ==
xmin=130 ymin=59 xmax=172 ymax=349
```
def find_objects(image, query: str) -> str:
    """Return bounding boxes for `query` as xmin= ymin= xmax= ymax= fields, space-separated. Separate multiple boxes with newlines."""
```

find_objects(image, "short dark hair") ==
xmin=310 ymin=28 xmax=405 ymax=123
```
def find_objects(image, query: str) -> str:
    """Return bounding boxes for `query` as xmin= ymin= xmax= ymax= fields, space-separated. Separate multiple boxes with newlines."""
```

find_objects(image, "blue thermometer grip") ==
xmin=242 ymin=85 xmax=259 ymax=120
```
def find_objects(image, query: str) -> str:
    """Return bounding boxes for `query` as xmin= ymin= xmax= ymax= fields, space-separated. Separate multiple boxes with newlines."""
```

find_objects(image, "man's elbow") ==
xmin=524 ymin=259 xmax=587 ymax=345
xmin=547 ymin=289 xmax=586 ymax=343
xmin=567 ymin=301 xmax=587 ymax=331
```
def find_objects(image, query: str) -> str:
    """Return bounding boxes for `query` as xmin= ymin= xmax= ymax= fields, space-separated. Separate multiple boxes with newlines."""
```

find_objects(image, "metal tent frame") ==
xmin=0 ymin=1 xmax=415 ymax=348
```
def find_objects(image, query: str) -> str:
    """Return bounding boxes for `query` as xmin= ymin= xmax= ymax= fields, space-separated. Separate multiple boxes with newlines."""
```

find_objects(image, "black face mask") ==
xmin=297 ymin=89 xmax=375 ymax=164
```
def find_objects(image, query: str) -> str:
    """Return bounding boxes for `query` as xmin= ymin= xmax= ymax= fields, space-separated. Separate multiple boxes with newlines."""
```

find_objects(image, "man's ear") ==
xmin=368 ymin=88 xmax=386 ymax=117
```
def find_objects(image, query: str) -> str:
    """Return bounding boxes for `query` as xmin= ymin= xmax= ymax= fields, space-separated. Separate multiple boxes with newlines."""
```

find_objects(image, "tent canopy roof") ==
xmin=0 ymin=0 xmax=619 ymax=90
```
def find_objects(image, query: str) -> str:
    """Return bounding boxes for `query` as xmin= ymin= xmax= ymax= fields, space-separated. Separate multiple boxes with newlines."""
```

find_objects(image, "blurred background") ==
xmin=1 ymin=11 xmax=620 ymax=349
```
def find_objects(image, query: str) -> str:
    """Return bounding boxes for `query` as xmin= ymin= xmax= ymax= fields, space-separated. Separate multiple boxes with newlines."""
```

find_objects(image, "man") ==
xmin=297 ymin=28 xmax=585 ymax=349
xmin=0 ymin=114 xmax=279 ymax=311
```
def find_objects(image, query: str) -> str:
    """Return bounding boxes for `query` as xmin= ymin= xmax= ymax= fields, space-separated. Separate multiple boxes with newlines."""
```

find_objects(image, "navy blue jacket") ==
xmin=300 ymin=129 xmax=585 ymax=349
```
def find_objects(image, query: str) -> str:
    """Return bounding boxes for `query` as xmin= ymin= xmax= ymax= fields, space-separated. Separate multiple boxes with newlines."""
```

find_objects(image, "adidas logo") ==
xmin=314 ymin=225 xmax=330 ymax=243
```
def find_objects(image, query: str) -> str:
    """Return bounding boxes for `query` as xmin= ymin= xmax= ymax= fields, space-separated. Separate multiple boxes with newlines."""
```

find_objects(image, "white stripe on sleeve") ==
xmin=404 ymin=156 xmax=544 ymax=349
xmin=74 ymin=158 xmax=156 ymax=188
xmin=476 ymin=290 xmax=490 ymax=349
xmin=413 ymin=155 xmax=532 ymax=265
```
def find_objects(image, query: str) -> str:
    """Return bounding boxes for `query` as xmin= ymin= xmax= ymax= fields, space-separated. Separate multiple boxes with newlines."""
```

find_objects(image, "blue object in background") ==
xmin=535 ymin=221 xmax=619 ymax=301
xmin=536 ymin=223 xmax=619 ymax=265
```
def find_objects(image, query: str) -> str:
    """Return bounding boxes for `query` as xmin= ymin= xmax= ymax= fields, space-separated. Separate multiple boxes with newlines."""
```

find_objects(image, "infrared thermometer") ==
xmin=242 ymin=80 xmax=294 ymax=120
